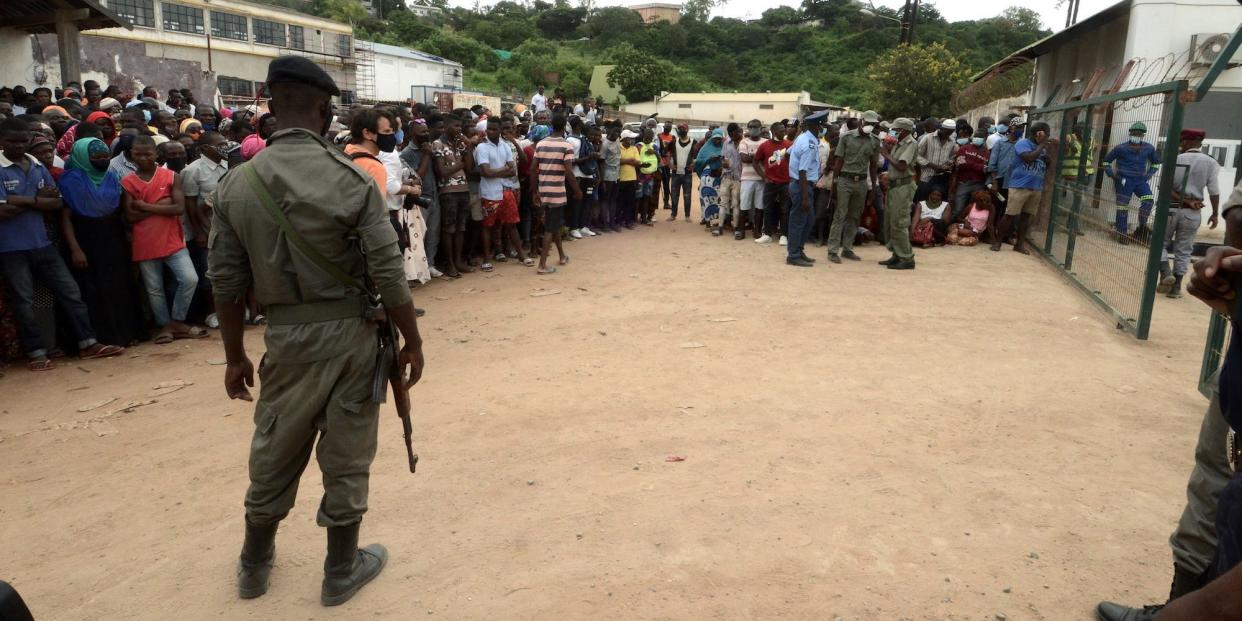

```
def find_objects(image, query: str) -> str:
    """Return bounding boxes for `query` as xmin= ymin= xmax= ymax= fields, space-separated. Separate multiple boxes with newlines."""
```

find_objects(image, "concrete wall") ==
xmin=958 ymin=94 xmax=1029 ymax=127
xmin=19 ymin=33 xmax=218 ymax=97
xmin=624 ymin=99 xmax=802 ymax=125
xmin=1125 ymin=0 xmax=1242 ymax=90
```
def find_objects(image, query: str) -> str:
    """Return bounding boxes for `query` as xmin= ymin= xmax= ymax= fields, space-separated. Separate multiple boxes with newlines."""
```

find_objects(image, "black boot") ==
xmin=238 ymin=519 xmax=279 ymax=599
xmin=878 ymin=255 xmax=898 ymax=266
xmin=321 ymin=523 xmax=388 ymax=606
xmin=887 ymin=258 xmax=915 ymax=270
xmin=1167 ymin=275 xmax=1183 ymax=298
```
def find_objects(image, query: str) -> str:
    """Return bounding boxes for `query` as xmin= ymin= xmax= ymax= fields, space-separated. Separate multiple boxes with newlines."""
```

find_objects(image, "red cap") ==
xmin=1180 ymin=128 xmax=1206 ymax=141
xmin=677 ymin=123 xmax=689 ymax=131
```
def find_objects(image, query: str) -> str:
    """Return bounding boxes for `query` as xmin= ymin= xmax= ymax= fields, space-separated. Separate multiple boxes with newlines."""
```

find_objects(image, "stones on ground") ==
xmin=679 ymin=342 xmax=705 ymax=349
xmin=709 ymin=317 xmax=737 ymax=323
xmin=206 ymin=359 xmax=227 ymax=366
xmin=1028 ymin=551 xmax=1040 ymax=559
xmin=530 ymin=289 xmax=561 ymax=298
xmin=77 ymin=397 xmax=118 ymax=413
xmin=153 ymin=379 xmax=193 ymax=390
xmin=995 ymin=614 xmax=1007 ymax=620
xmin=1003 ymin=586 xmax=1012 ymax=593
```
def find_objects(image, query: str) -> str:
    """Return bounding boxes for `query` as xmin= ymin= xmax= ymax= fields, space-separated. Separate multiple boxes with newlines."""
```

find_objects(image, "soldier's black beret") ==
xmin=265 ymin=56 xmax=341 ymax=97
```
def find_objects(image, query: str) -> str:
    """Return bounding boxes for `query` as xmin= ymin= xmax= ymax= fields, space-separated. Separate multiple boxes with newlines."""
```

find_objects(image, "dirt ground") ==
xmin=0 ymin=216 xmax=1221 ymax=620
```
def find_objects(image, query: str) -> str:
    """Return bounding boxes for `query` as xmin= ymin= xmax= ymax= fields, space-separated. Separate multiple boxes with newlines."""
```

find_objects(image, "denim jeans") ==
xmin=786 ymin=182 xmax=814 ymax=260
xmin=669 ymin=173 xmax=693 ymax=217
xmin=0 ymin=244 xmax=97 ymax=358
xmin=138 ymin=248 xmax=199 ymax=326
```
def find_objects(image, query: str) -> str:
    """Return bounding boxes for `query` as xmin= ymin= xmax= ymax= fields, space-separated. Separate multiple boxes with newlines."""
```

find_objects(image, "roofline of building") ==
xmin=362 ymin=39 xmax=464 ymax=67
xmin=628 ymin=2 xmax=683 ymax=9
xmin=970 ymin=0 xmax=1132 ymax=82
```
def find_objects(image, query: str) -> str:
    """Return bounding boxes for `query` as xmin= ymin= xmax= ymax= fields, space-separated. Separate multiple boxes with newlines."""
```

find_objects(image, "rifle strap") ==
xmin=242 ymin=163 xmax=369 ymax=294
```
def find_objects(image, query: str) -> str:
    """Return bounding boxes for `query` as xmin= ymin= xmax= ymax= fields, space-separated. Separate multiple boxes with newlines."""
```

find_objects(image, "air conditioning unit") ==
xmin=1191 ymin=33 xmax=1232 ymax=67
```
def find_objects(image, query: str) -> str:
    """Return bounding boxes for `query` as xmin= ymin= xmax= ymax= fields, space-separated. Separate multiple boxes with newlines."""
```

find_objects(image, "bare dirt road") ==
xmin=0 ymin=220 xmax=1219 ymax=620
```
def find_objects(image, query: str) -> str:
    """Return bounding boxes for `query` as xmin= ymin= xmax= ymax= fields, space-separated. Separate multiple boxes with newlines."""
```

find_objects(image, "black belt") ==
xmin=841 ymin=173 xmax=867 ymax=182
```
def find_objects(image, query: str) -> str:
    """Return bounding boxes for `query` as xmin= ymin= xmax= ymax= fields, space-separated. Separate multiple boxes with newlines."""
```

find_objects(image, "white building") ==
xmin=622 ymin=92 xmax=845 ymax=125
xmin=361 ymin=40 xmax=463 ymax=104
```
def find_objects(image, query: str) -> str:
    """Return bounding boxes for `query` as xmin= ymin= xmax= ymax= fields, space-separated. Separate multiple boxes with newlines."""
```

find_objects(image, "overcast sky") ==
xmin=447 ymin=0 xmax=1120 ymax=31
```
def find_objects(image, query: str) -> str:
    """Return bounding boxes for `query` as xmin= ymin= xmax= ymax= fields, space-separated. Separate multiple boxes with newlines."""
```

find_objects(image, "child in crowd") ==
xmin=121 ymin=135 xmax=203 ymax=343
xmin=948 ymin=190 xmax=996 ymax=247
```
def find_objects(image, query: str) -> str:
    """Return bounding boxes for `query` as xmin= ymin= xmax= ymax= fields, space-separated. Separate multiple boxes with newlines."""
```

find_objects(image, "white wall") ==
xmin=0 ymin=30 xmax=39 ymax=87
xmin=624 ymin=99 xmax=802 ymax=124
xmin=372 ymin=50 xmax=462 ymax=102
xmin=1126 ymin=0 xmax=1242 ymax=91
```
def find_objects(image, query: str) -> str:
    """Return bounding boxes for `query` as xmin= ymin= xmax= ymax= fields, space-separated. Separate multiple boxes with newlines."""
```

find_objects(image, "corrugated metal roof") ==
xmin=970 ymin=0 xmax=1131 ymax=82
xmin=657 ymin=92 xmax=807 ymax=102
xmin=364 ymin=40 xmax=463 ymax=68
xmin=0 ymin=0 xmax=130 ymax=34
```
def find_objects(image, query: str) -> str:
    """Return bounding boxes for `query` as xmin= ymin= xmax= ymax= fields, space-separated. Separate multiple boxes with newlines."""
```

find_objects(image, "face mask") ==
xmin=748 ymin=128 xmax=761 ymax=138
xmin=90 ymin=159 xmax=109 ymax=171
xmin=376 ymin=133 xmax=398 ymax=153
xmin=1128 ymin=135 xmax=1142 ymax=145
xmin=395 ymin=128 xmax=404 ymax=145
xmin=956 ymin=138 xmax=968 ymax=145
xmin=878 ymin=131 xmax=889 ymax=140
xmin=862 ymin=125 xmax=874 ymax=134
xmin=201 ymin=122 xmax=216 ymax=132
xmin=143 ymin=110 xmax=152 ymax=124
xmin=988 ymin=126 xmax=997 ymax=134
xmin=971 ymin=137 xmax=985 ymax=146
xmin=164 ymin=157 xmax=186 ymax=172
xmin=1012 ymin=128 xmax=1024 ymax=139
xmin=996 ymin=124 xmax=1008 ymax=135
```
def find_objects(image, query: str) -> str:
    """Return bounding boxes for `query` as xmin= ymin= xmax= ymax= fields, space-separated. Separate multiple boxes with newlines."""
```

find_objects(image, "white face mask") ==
xmin=862 ymin=125 xmax=874 ymax=135
xmin=878 ymin=131 xmax=889 ymax=140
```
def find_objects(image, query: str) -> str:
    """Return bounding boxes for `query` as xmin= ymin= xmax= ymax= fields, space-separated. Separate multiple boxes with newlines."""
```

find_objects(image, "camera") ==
xmin=405 ymin=195 xmax=432 ymax=209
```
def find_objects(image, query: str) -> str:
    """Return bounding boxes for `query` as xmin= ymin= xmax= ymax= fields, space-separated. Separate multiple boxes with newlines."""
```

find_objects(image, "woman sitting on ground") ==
xmin=913 ymin=187 xmax=951 ymax=247
xmin=947 ymin=190 xmax=996 ymax=247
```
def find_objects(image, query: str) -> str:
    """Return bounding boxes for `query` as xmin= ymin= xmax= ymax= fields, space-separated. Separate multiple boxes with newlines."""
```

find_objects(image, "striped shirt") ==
xmin=535 ymin=136 xmax=575 ymax=207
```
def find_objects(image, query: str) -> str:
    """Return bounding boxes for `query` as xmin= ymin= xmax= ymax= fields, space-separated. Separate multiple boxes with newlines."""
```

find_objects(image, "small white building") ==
xmin=362 ymin=40 xmax=463 ymax=104
xmin=622 ymin=92 xmax=845 ymax=125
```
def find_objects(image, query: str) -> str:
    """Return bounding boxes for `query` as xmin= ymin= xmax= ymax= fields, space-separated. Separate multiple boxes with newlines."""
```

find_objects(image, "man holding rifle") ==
xmin=207 ymin=57 xmax=425 ymax=607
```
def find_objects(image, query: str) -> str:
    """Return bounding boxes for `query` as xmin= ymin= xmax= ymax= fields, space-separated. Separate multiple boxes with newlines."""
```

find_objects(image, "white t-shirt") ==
xmin=566 ymin=134 xmax=584 ymax=177
xmin=986 ymin=133 xmax=1005 ymax=150
xmin=919 ymin=200 xmax=947 ymax=220
xmin=379 ymin=149 xmax=406 ymax=211
xmin=738 ymin=138 xmax=764 ymax=182
xmin=531 ymin=93 xmax=547 ymax=112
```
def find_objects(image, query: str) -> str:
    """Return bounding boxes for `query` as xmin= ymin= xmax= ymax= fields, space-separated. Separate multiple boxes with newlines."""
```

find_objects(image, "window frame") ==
xmin=211 ymin=10 xmax=249 ymax=41
xmin=217 ymin=76 xmax=253 ymax=97
xmin=109 ymin=0 xmax=155 ymax=28
xmin=337 ymin=33 xmax=352 ymax=58
xmin=288 ymin=24 xmax=305 ymax=50
xmin=253 ymin=17 xmax=287 ymax=47
xmin=161 ymin=2 xmax=205 ymax=34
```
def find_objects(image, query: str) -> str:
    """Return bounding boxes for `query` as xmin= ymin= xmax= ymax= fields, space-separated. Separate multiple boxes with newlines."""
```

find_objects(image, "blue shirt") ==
xmin=1007 ymin=139 xmax=1047 ymax=191
xmin=786 ymin=131 xmax=821 ymax=184
xmin=987 ymin=138 xmax=1018 ymax=188
xmin=473 ymin=139 xmax=513 ymax=201
xmin=0 ymin=152 xmax=55 ymax=253
xmin=1103 ymin=142 xmax=1160 ymax=178
xmin=399 ymin=144 xmax=438 ymax=202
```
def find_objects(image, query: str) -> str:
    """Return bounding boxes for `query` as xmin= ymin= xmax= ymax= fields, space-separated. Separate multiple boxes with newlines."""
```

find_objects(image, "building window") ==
xmin=678 ymin=103 xmax=692 ymax=109
xmin=218 ymin=76 xmax=253 ymax=97
xmin=211 ymin=10 xmax=248 ymax=41
xmin=289 ymin=25 xmax=304 ymax=49
xmin=337 ymin=34 xmax=352 ymax=57
xmin=253 ymin=18 xmax=286 ymax=46
xmin=161 ymin=3 xmax=204 ymax=34
xmin=758 ymin=104 xmax=774 ymax=110
xmin=109 ymin=0 xmax=155 ymax=27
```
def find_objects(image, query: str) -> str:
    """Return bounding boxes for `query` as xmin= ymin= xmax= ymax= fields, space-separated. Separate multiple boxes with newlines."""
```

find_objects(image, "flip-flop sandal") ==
xmin=80 ymin=344 xmax=125 ymax=359
xmin=537 ymin=267 xmax=558 ymax=275
xmin=172 ymin=327 xmax=210 ymax=340
xmin=28 ymin=358 xmax=54 ymax=371
xmin=494 ymin=253 xmax=508 ymax=262
xmin=481 ymin=263 xmax=494 ymax=272
xmin=559 ymin=255 xmax=570 ymax=266
xmin=521 ymin=258 xmax=535 ymax=267
xmin=154 ymin=331 xmax=174 ymax=345
xmin=47 ymin=348 xmax=66 ymax=359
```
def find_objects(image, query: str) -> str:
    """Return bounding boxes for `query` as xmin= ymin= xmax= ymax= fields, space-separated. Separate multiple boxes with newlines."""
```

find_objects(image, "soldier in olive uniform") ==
xmin=207 ymin=57 xmax=426 ymax=606
xmin=828 ymin=110 xmax=881 ymax=263
xmin=879 ymin=117 xmax=918 ymax=270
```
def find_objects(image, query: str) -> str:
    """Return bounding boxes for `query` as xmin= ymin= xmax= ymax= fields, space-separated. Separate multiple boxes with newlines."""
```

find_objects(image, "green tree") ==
xmin=386 ymin=10 xmax=437 ymax=45
xmin=866 ymin=42 xmax=971 ymax=118
xmin=578 ymin=6 xmax=644 ymax=46
xmin=606 ymin=44 xmax=668 ymax=102
xmin=320 ymin=0 xmax=367 ymax=23
xmin=535 ymin=5 xmax=587 ymax=39
xmin=681 ymin=0 xmax=726 ymax=22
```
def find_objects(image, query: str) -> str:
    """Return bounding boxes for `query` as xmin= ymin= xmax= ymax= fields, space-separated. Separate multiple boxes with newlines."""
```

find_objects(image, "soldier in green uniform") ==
xmin=879 ymin=117 xmax=918 ymax=270
xmin=827 ymin=110 xmax=881 ymax=263
xmin=207 ymin=57 xmax=426 ymax=606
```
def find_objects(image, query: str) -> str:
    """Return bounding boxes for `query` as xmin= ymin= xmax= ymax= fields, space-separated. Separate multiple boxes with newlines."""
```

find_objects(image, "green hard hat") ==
xmin=1129 ymin=121 xmax=1147 ymax=133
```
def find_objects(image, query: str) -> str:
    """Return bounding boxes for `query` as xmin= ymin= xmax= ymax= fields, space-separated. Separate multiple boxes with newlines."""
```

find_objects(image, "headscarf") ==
xmin=527 ymin=125 xmax=551 ymax=142
xmin=179 ymin=118 xmax=202 ymax=135
xmin=69 ymin=138 xmax=110 ymax=186
xmin=85 ymin=111 xmax=112 ymax=126
xmin=99 ymin=97 xmax=121 ymax=111
xmin=694 ymin=128 xmax=725 ymax=175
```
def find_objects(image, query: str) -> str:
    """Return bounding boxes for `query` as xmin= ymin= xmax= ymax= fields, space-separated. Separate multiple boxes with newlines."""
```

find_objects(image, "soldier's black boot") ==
xmin=238 ymin=519 xmax=278 ymax=599
xmin=321 ymin=523 xmax=388 ymax=606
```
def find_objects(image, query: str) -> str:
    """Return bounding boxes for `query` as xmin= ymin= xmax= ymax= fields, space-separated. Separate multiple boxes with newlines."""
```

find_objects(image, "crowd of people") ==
xmin=0 ymin=76 xmax=1221 ymax=372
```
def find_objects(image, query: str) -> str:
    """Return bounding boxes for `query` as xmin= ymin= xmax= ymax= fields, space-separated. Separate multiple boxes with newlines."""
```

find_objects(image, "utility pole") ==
xmin=899 ymin=0 xmax=911 ymax=44
xmin=907 ymin=0 xmax=919 ymax=43
xmin=1065 ymin=0 xmax=1081 ymax=28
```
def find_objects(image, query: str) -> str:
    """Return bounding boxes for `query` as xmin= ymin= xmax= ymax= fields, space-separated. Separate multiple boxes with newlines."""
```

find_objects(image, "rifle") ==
xmin=375 ymin=316 xmax=418 ymax=473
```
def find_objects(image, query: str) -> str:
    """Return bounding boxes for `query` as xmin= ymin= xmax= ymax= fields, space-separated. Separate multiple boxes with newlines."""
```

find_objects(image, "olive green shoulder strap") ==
xmin=241 ymin=163 xmax=367 ymax=292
